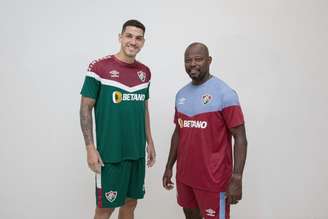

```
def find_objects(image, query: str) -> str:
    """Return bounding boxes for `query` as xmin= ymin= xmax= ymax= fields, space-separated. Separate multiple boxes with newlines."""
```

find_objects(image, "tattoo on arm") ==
xmin=80 ymin=97 xmax=95 ymax=147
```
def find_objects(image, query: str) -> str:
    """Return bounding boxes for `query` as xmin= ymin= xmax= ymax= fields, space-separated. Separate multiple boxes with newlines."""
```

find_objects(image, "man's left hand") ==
xmin=226 ymin=174 xmax=242 ymax=205
xmin=146 ymin=143 xmax=156 ymax=167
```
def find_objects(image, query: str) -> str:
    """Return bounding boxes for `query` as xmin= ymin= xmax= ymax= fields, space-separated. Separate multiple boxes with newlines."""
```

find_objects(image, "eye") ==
xmin=135 ymin=36 xmax=144 ymax=42
xmin=125 ymin=34 xmax=133 ymax=38
xmin=195 ymin=57 xmax=204 ymax=62
xmin=185 ymin=59 xmax=191 ymax=63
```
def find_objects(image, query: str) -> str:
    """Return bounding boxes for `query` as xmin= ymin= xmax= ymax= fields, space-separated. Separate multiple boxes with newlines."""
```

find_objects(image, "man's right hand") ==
xmin=162 ymin=168 xmax=174 ymax=190
xmin=86 ymin=145 xmax=104 ymax=173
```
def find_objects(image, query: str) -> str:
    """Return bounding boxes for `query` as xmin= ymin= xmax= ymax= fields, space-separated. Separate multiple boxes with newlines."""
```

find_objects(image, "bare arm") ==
xmin=231 ymin=124 xmax=247 ymax=177
xmin=145 ymin=100 xmax=156 ymax=167
xmin=80 ymin=96 xmax=103 ymax=172
xmin=80 ymin=96 xmax=96 ymax=148
xmin=227 ymin=124 xmax=248 ymax=204
xmin=162 ymin=125 xmax=179 ymax=190
xmin=145 ymin=100 xmax=154 ymax=146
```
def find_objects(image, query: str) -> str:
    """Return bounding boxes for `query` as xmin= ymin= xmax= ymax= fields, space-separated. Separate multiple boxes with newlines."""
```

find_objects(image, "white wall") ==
xmin=0 ymin=0 xmax=327 ymax=218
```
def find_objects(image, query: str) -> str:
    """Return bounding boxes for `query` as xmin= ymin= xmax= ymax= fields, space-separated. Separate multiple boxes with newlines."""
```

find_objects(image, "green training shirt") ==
xmin=81 ymin=55 xmax=151 ymax=163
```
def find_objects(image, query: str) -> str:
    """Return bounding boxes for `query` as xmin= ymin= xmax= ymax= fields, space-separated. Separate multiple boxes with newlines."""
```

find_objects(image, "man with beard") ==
xmin=163 ymin=42 xmax=247 ymax=219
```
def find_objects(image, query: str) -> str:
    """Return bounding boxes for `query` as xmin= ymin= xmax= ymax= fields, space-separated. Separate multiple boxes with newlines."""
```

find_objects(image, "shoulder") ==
xmin=176 ymin=83 xmax=192 ymax=98
xmin=211 ymin=77 xmax=240 ymax=106
xmin=87 ymin=55 xmax=113 ymax=73
xmin=135 ymin=60 xmax=151 ymax=81
xmin=209 ymin=76 xmax=231 ymax=91
xmin=135 ymin=60 xmax=151 ymax=72
xmin=210 ymin=76 xmax=237 ymax=95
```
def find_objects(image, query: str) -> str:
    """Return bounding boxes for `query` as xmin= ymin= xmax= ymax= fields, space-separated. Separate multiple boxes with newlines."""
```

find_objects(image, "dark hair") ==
xmin=122 ymin=19 xmax=145 ymax=34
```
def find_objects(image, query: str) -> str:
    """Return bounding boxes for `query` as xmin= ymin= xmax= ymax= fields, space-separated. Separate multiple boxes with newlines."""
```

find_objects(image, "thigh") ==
xmin=127 ymin=158 xmax=145 ymax=199
xmin=193 ymin=190 xmax=230 ymax=219
xmin=95 ymin=162 xmax=130 ymax=208
xmin=176 ymin=181 xmax=198 ymax=209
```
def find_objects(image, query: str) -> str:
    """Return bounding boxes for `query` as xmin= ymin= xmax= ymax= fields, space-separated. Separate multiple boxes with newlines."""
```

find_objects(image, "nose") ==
xmin=130 ymin=38 xmax=137 ymax=45
xmin=191 ymin=59 xmax=197 ymax=66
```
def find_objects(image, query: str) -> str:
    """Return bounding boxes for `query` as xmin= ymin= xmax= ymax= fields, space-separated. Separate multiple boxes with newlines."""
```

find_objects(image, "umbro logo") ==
xmin=178 ymin=97 xmax=186 ymax=105
xmin=109 ymin=70 xmax=120 ymax=78
xmin=205 ymin=208 xmax=216 ymax=217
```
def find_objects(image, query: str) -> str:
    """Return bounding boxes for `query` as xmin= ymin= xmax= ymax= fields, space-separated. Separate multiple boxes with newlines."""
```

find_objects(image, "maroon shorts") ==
xmin=177 ymin=181 xmax=230 ymax=219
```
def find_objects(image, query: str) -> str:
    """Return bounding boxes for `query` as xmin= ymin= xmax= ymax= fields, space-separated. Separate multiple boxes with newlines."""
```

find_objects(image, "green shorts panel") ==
xmin=95 ymin=158 xmax=145 ymax=208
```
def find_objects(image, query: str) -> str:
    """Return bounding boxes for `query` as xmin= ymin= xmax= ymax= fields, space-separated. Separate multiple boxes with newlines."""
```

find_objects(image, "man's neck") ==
xmin=192 ymin=74 xmax=212 ymax=85
xmin=115 ymin=51 xmax=135 ymax=64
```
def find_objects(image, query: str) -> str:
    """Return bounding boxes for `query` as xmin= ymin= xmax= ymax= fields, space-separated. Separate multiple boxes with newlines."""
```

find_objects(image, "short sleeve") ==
xmin=80 ymin=72 xmax=100 ymax=100
xmin=173 ymin=107 xmax=178 ymax=124
xmin=221 ymin=90 xmax=244 ymax=128
xmin=145 ymin=67 xmax=151 ymax=100
xmin=145 ymin=82 xmax=150 ymax=100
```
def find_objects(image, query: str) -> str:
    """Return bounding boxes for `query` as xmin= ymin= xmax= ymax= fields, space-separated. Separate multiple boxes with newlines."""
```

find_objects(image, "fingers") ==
xmin=147 ymin=150 xmax=156 ymax=168
xmin=96 ymin=151 xmax=104 ymax=167
xmin=87 ymin=152 xmax=103 ymax=173
xmin=162 ymin=177 xmax=166 ymax=188
xmin=87 ymin=148 xmax=104 ymax=173
xmin=226 ymin=179 xmax=242 ymax=204
xmin=147 ymin=156 xmax=155 ymax=167
xmin=225 ymin=193 xmax=241 ymax=205
xmin=147 ymin=159 xmax=155 ymax=168
xmin=226 ymin=194 xmax=235 ymax=205
xmin=230 ymin=198 xmax=239 ymax=205
xmin=165 ymin=182 xmax=174 ymax=190
xmin=94 ymin=164 xmax=101 ymax=173
xmin=162 ymin=177 xmax=174 ymax=190
xmin=88 ymin=162 xmax=101 ymax=173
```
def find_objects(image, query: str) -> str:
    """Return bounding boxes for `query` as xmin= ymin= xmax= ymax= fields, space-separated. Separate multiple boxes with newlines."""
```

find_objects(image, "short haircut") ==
xmin=185 ymin=42 xmax=209 ymax=57
xmin=122 ymin=19 xmax=145 ymax=34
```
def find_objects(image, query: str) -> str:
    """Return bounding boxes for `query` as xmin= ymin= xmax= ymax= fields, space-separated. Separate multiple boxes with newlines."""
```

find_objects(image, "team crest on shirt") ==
xmin=137 ymin=71 xmax=146 ymax=82
xmin=205 ymin=208 xmax=216 ymax=217
xmin=105 ymin=191 xmax=117 ymax=202
xmin=109 ymin=70 xmax=120 ymax=78
xmin=202 ymin=94 xmax=212 ymax=104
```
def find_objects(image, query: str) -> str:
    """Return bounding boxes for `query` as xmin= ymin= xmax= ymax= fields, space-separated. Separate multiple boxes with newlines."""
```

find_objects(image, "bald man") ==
xmin=163 ymin=42 xmax=247 ymax=219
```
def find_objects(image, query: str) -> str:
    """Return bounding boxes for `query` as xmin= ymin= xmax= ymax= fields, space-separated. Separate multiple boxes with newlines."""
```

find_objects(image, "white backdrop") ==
xmin=1 ymin=0 xmax=327 ymax=218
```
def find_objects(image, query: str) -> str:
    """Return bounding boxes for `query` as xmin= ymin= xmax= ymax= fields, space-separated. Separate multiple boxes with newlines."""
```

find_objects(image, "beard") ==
xmin=187 ymin=70 xmax=210 ymax=84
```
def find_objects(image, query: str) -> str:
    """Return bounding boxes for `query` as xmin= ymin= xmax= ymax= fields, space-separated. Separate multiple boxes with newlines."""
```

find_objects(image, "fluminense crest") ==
xmin=105 ymin=191 xmax=117 ymax=203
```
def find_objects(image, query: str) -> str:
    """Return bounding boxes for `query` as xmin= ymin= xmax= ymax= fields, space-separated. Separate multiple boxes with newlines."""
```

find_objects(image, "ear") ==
xmin=208 ymin=56 xmax=212 ymax=64
xmin=118 ymin=33 xmax=122 ymax=43
xmin=141 ymin=37 xmax=145 ymax=47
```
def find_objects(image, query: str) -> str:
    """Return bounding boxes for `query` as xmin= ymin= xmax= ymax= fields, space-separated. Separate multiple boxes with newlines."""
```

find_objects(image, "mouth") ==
xmin=189 ymin=68 xmax=200 ymax=75
xmin=188 ymin=71 xmax=200 ymax=79
xmin=127 ymin=45 xmax=138 ymax=51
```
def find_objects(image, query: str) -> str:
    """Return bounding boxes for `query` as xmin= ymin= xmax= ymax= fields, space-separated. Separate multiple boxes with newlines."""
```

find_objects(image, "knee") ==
xmin=94 ymin=207 xmax=114 ymax=219
xmin=122 ymin=199 xmax=138 ymax=210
